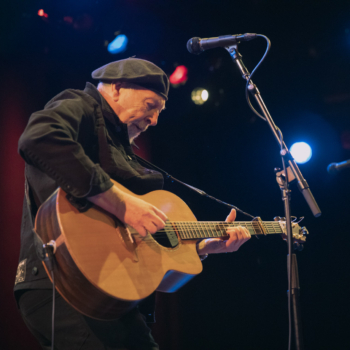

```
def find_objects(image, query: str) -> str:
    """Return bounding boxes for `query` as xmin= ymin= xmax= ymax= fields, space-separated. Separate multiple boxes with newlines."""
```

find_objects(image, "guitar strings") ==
xmin=126 ymin=222 xmax=282 ymax=241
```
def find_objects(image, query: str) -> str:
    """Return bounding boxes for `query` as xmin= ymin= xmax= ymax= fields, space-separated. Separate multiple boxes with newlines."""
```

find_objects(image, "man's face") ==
xmin=115 ymin=85 xmax=166 ymax=143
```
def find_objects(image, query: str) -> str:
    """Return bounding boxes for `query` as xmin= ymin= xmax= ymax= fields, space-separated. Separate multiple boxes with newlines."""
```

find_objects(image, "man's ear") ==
xmin=111 ymin=82 xmax=122 ymax=102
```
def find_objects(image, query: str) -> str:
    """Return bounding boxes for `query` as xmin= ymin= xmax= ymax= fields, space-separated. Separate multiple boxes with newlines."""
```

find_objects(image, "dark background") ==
xmin=1 ymin=0 xmax=350 ymax=349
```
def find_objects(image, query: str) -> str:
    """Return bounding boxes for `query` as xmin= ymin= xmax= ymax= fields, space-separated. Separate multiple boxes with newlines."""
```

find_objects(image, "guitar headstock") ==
xmin=275 ymin=217 xmax=308 ymax=250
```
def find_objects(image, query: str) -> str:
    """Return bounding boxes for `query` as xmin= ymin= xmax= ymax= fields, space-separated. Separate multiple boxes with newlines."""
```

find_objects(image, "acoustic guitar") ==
xmin=35 ymin=180 xmax=308 ymax=320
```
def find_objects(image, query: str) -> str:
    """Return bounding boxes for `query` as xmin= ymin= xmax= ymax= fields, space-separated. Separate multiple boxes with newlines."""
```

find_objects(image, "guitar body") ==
xmin=35 ymin=180 xmax=203 ymax=320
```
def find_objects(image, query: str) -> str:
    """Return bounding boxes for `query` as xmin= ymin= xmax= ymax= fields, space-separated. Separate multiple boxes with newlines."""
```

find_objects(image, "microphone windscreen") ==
xmin=327 ymin=163 xmax=337 ymax=174
xmin=187 ymin=37 xmax=202 ymax=54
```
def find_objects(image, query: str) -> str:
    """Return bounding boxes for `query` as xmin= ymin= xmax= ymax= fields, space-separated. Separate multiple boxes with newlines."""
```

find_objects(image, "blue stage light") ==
xmin=108 ymin=34 xmax=128 ymax=54
xmin=290 ymin=142 xmax=312 ymax=164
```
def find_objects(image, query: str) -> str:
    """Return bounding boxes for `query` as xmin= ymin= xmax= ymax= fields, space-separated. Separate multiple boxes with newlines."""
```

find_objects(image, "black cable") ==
xmin=51 ymin=271 xmax=55 ymax=350
xmin=245 ymin=35 xmax=271 ymax=122
xmin=134 ymin=154 xmax=255 ymax=219
xmin=43 ymin=243 xmax=55 ymax=350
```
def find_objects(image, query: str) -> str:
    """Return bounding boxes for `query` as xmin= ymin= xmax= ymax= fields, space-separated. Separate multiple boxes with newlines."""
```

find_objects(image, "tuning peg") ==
xmin=301 ymin=227 xmax=309 ymax=235
xmin=296 ymin=216 xmax=305 ymax=224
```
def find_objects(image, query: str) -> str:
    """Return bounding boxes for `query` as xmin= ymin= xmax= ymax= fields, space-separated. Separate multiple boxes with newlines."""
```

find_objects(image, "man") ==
xmin=15 ymin=58 xmax=250 ymax=349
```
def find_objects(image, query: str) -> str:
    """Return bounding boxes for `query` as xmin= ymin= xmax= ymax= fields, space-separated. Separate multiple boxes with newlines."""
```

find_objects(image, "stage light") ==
xmin=191 ymin=88 xmax=209 ymax=105
xmin=290 ymin=142 xmax=312 ymax=164
xmin=108 ymin=34 xmax=128 ymax=54
xmin=169 ymin=65 xmax=188 ymax=85
xmin=63 ymin=16 xmax=73 ymax=24
xmin=201 ymin=89 xmax=209 ymax=101
xmin=38 ymin=9 xmax=48 ymax=18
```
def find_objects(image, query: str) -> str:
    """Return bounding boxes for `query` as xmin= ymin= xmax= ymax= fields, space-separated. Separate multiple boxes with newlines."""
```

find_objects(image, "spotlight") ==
xmin=290 ymin=142 xmax=312 ymax=164
xmin=108 ymin=34 xmax=128 ymax=54
xmin=191 ymin=88 xmax=209 ymax=105
xmin=38 ymin=9 xmax=48 ymax=18
xmin=169 ymin=65 xmax=188 ymax=85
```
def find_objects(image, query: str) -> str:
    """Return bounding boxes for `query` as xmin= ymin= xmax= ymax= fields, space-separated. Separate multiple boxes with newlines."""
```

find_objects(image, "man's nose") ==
xmin=147 ymin=111 xmax=159 ymax=126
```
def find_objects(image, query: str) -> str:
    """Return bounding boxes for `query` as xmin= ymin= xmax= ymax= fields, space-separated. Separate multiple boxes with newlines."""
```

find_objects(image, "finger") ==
xmin=241 ymin=227 xmax=251 ymax=240
xmin=149 ymin=214 xmax=166 ymax=231
xmin=153 ymin=207 xmax=168 ymax=222
xmin=225 ymin=209 xmax=236 ymax=222
xmin=146 ymin=221 xmax=161 ymax=235
xmin=135 ymin=225 xmax=147 ymax=237
xmin=226 ymin=230 xmax=239 ymax=247
xmin=235 ymin=228 xmax=251 ymax=245
xmin=225 ymin=228 xmax=250 ymax=252
xmin=226 ymin=236 xmax=243 ymax=252
xmin=227 ymin=227 xmax=251 ymax=239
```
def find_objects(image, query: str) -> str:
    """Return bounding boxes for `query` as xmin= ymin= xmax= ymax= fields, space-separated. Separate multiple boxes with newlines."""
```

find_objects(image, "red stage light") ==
xmin=169 ymin=65 xmax=188 ymax=85
xmin=38 ymin=9 xmax=48 ymax=18
xmin=63 ymin=16 xmax=74 ymax=24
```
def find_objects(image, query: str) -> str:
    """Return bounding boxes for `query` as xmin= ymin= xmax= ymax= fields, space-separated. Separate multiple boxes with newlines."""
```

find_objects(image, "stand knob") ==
xmin=293 ymin=242 xmax=304 ymax=251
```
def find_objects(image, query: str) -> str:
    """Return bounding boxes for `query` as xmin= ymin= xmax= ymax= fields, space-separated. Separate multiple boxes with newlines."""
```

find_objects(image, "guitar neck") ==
xmin=170 ymin=221 xmax=283 ymax=240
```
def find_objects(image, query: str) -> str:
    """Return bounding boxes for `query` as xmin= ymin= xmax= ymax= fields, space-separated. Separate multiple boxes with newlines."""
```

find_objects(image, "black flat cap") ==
xmin=91 ymin=58 xmax=169 ymax=100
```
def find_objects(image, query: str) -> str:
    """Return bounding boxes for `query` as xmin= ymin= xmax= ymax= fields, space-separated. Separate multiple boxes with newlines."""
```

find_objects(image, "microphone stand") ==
xmin=225 ymin=44 xmax=321 ymax=350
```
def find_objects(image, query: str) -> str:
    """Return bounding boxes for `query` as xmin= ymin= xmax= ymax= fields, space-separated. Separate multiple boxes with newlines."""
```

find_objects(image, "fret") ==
xmin=218 ymin=222 xmax=227 ymax=237
xmin=186 ymin=222 xmax=194 ymax=239
xmin=270 ymin=223 xmax=278 ymax=234
xmin=210 ymin=222 xmax=221 ymax=238
xmin=213 ymin=223 xmax=221 ymax=237
xmin=192 ymin=223 xmax=200 ymax=239
xmin=205 ymin=223 xmax=213 ymax=237
xmin=202 ymin=222 xmax=210 ymax=237
xmin=186 ymin=222 xmax=194 ymax=238
xmin=182 ymin=222 xmax=190 ymax=239
xmin=195 ymin=223 xmax=202 ymax=239
xmin=178 ymin=222 xmax=186 ymax=239
xmin=181 ymin=222 xmax=190 ymax=239
xmin=190 ymin=223 xmax=196 ymax=238
xmin=207 ymin=222 xmax=218 ymax=237
xmin=192 ymin=223 xmax=200 ymax=238
xmin=199 ymin=223 xmax=206 ymax=238
xmin=176 ymin=222 xmax=182 ymax=238
xmin=246 ymin=224 xmax=257 ymax=236
xmin=182 ymin=222 xmax=194 ymax=238
xmin=193 ymin=223 xmax=201 ymax=238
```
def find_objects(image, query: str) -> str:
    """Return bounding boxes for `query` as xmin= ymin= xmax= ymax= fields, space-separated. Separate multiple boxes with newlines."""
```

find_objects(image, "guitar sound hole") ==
xmin=152 ymin=226 xmax=179 ymax=248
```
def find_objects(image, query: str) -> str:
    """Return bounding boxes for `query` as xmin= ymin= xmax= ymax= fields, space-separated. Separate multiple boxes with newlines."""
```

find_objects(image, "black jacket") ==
xmin=15 ymin=82 xmax=164 ymax=296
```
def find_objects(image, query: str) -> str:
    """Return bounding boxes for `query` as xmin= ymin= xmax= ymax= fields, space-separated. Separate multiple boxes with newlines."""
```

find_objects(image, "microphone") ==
xmin=327 ymin=159 xmax=350 ymax=174
xmin=187 ymin=33 xmax=257 ymax=55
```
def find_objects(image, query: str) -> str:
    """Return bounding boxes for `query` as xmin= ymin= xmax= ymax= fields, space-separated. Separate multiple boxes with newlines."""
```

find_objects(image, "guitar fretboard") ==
xmin=166 ymin=221 xmax=283 ymax=240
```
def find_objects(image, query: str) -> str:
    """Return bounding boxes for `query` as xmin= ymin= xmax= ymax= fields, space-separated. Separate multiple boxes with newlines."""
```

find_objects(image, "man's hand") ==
xmin=197 ymin=209 xmax=251 ymax=255
xmin=88 ymin=185 xmax=167 ymax=237
xmin=120 ymin=193 xmax=167 ymax=236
